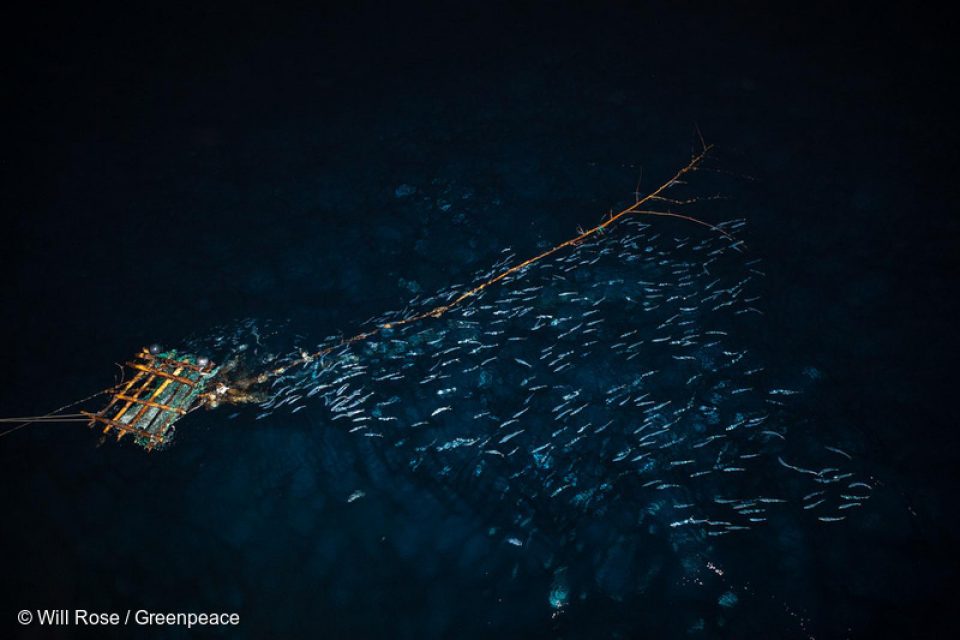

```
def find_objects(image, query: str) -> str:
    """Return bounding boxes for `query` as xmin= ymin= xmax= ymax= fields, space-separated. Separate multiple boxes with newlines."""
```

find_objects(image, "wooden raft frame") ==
xmin=82 ymin=348 xmax=216 ymax=450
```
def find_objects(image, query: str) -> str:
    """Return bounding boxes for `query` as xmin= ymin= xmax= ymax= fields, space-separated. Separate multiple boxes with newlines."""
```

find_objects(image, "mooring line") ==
xmin=262 ymin=145 xmax=733 ymax=381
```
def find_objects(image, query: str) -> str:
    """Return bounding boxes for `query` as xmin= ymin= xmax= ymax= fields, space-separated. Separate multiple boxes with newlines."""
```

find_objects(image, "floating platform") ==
xmin=82 ymin=348 xmax=218 ymax=450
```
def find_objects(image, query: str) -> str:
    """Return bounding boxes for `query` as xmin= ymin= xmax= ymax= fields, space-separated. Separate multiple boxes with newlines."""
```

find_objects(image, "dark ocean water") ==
xmin=2 ymin=3 xmax=957 ymax=638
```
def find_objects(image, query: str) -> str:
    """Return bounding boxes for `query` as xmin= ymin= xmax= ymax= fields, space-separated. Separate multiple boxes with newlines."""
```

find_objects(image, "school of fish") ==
xmin=205 ymin=214 xmax=872 ymax=549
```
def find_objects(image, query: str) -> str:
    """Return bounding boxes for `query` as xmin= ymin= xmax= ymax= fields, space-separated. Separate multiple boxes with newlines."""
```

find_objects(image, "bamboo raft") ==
xmin=81 ymin=348 xmax=218 ymax=450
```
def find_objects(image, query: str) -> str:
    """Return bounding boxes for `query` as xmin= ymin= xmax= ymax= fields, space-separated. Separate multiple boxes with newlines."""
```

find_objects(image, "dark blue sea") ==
xmin=3 ymin=3 xmax=957 ymax=638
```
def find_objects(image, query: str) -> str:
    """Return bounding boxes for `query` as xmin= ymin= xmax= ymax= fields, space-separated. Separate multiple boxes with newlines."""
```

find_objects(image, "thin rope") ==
xmin=0 ymin=413 xmax=86 ymax=421
xmin=0 ymin=418 xmax=90 ymax=423
xmin=263 ymin=145 xmax=733 ymax=380
xmin=0 ymin=385 xmax=119 ymax=438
